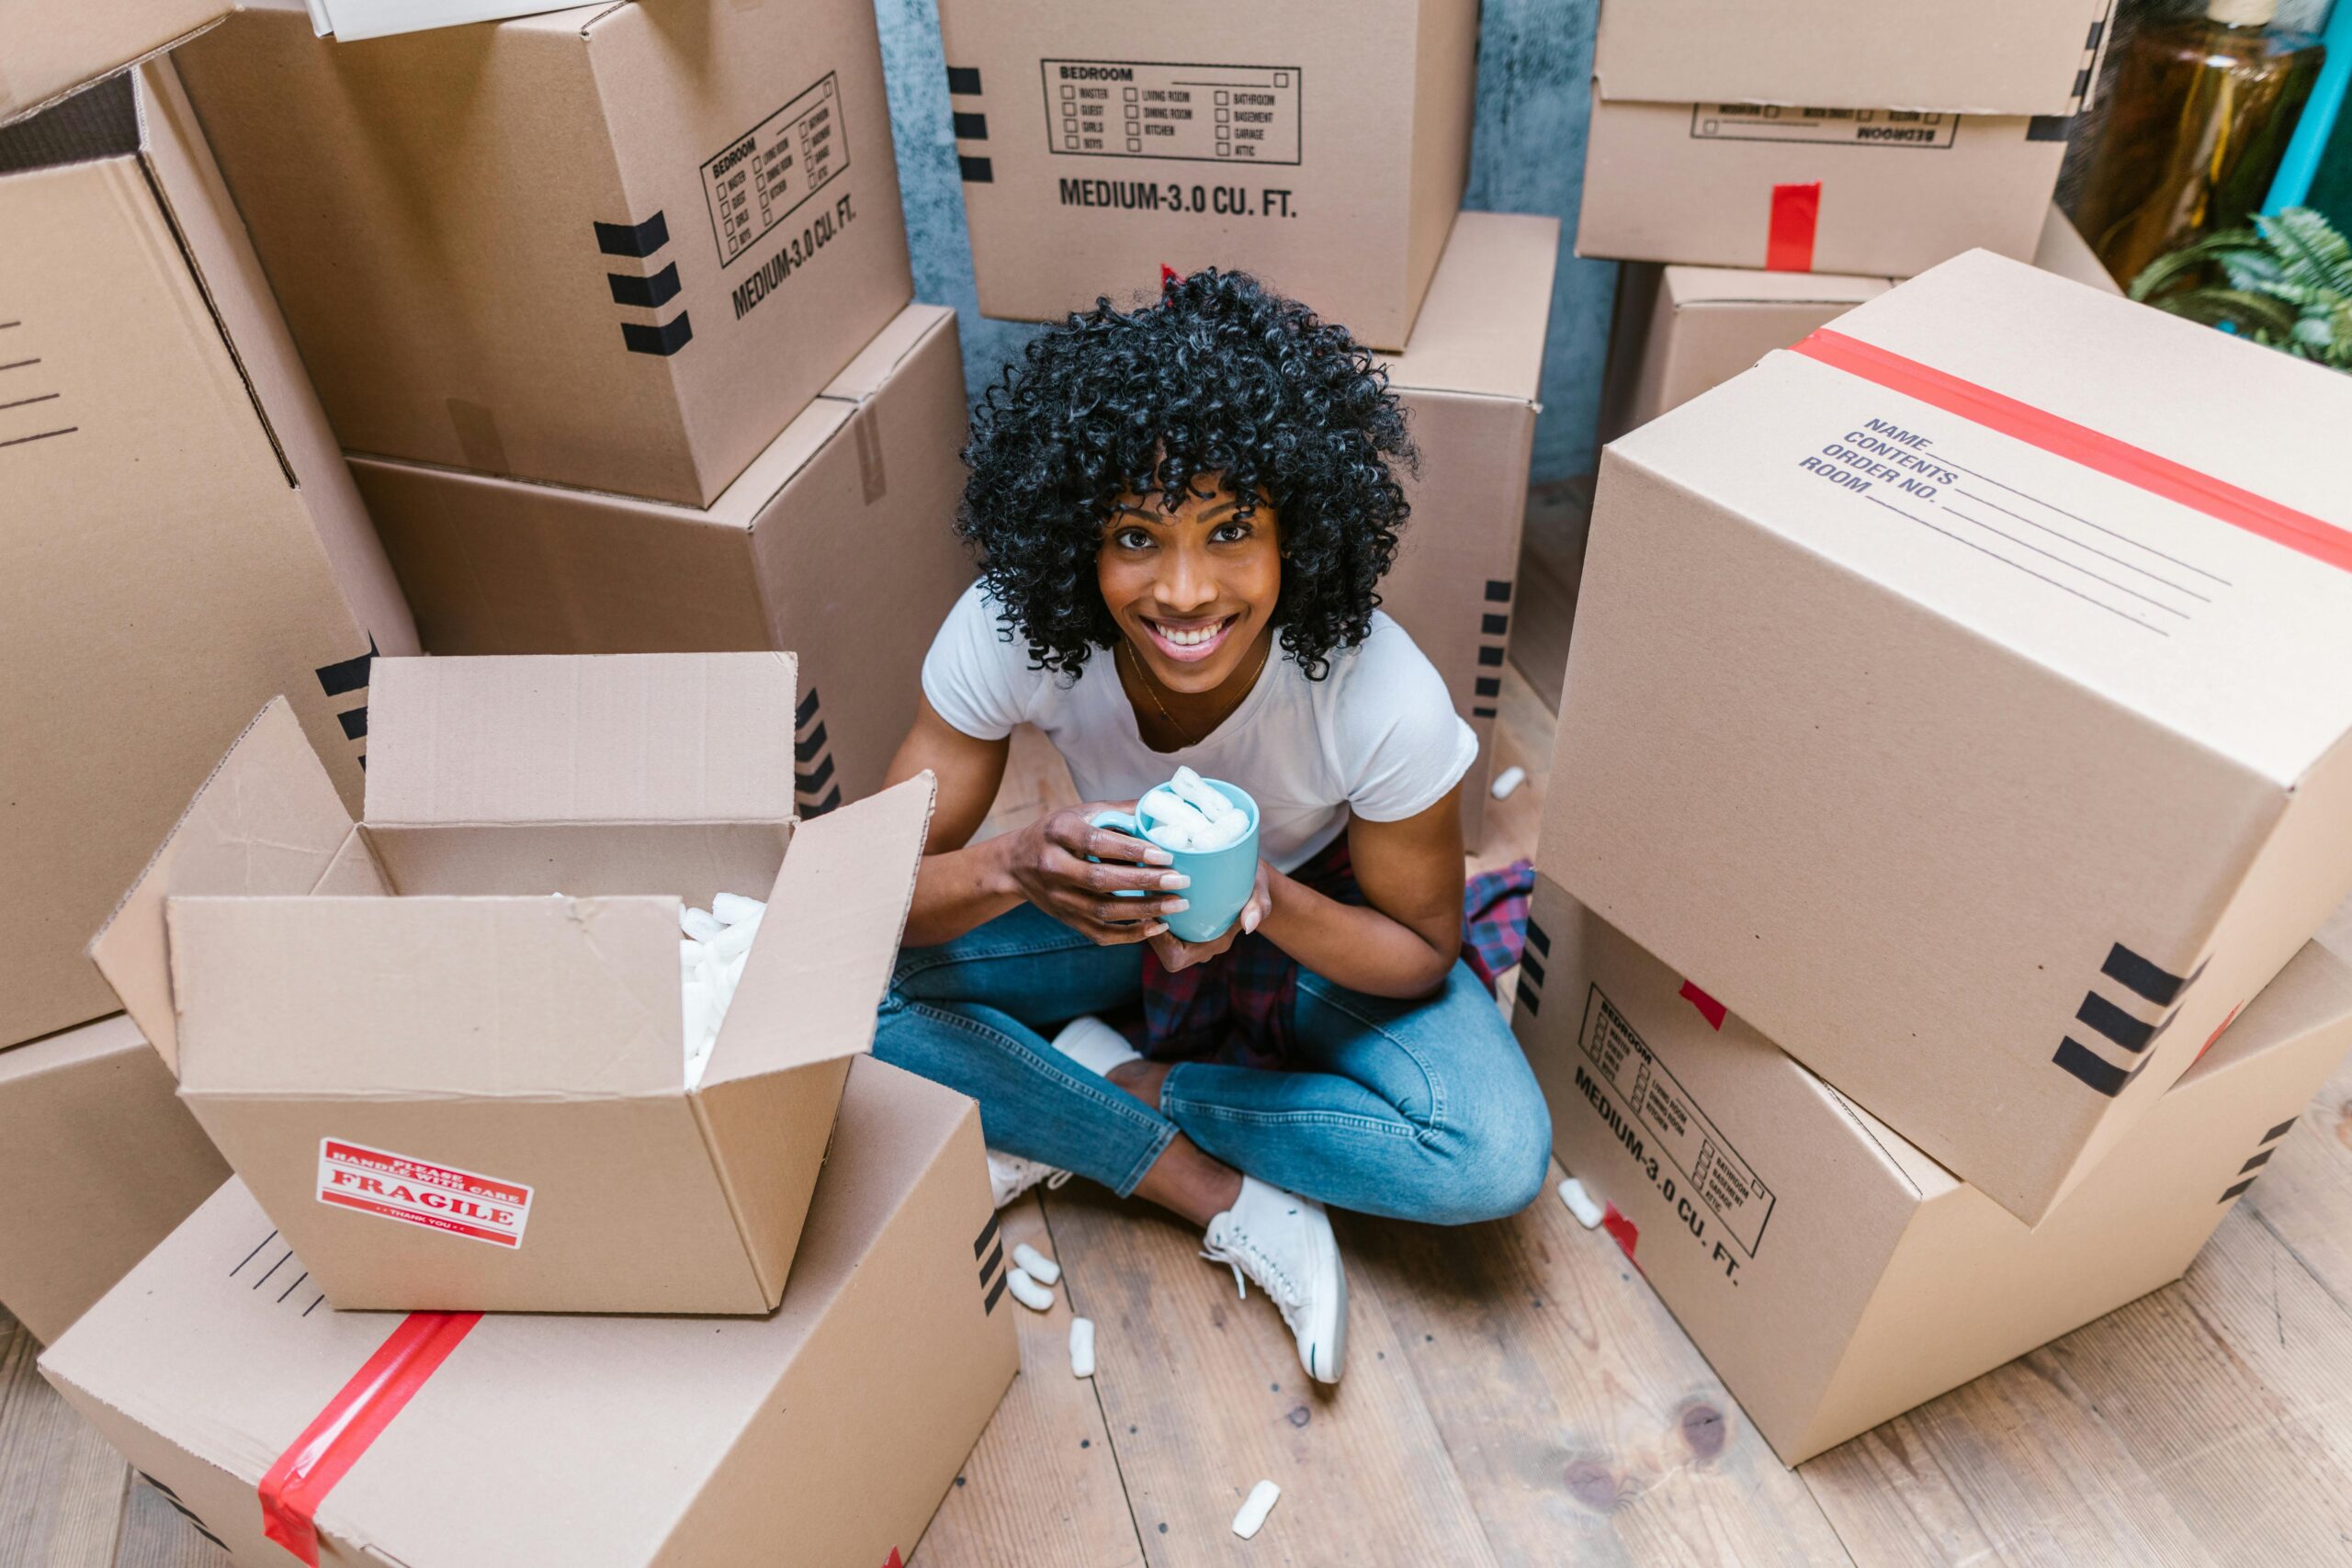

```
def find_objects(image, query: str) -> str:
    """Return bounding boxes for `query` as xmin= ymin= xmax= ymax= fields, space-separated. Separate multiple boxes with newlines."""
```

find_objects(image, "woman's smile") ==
xmin=1141 ymin=612 xmax=1241 ymax=662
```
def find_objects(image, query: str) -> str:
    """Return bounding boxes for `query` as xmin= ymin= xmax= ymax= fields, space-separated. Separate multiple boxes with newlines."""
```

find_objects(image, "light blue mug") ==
xmin=1091 ymin=779 xmax=1261 ymax=943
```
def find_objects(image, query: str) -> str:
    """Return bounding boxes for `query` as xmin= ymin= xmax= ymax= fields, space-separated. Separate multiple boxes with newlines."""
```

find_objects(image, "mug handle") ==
xmin=1088 ymin=809 xmax=1149 ymax=903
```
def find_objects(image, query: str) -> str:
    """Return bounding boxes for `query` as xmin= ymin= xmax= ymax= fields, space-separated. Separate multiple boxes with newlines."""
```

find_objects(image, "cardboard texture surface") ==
xmin=1577 ymin=98 xmax=2065 ymax=275
xmin=1578 ymin=1 xmax=2109 ymax=274
xmin=88 ymin=654 xmax=939 ymax=1314
xmin=352 ymin=302 xmax=974 ymax=820
xmin=1547 ymin=250 xmax=2352 ymax=1224
xmin=1598 ymin=207 xmax=2115 ymax=441
xmin=173 ymin=0 xmax=912 ymax=507
xmin=0 ymin=64 xmax=417 ymax=1052
xmin=1373 ymin=212 xmax=1557 ymax=838
xmin=40 ymin=1057 xmax=1019 ymax=1568
xmin=1595 ymin=1 xmax=2114 ymax=117
xmin=934 ymin=0 xmax=1476 ymax=350
xmin=0 ymin=1015 xmax=229 ymax=1346
xmin=1514 ymin=878 xmax=2352 ymax=1464
xmin=0 ymin=0 xmax=232 ymax=126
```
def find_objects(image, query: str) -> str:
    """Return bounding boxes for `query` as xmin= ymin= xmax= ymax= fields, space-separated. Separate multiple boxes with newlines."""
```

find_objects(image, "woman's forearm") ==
xmin=902 ymin=836 xmax=1025 ymax=950
xmin=1258 ymin=869 xmax=1455 ymax=999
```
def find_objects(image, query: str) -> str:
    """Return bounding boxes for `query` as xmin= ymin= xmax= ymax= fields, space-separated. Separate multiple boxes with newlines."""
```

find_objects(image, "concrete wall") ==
xmin=872 ymin=0 xmax=1613 ymax=487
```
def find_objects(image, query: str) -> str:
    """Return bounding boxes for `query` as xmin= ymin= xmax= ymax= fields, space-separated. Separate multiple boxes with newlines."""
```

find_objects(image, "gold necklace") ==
xmin=1123 ymin=633 xmax=1270 ymax=748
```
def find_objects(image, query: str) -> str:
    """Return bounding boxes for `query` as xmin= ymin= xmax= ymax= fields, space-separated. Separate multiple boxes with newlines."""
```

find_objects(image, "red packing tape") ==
xmin=1766 ymin=182 xmax=1819 ymax=272
xmin=1792 ymin=328 xmax=2352 ymax=576
xmin=1677 ymin=980 xmax=1727 ymax=1031
xmin=260 ymin=1311 xmax=481 ymax=1566
xmin=1600 ymin=1201 xmax=1641 ymax=1266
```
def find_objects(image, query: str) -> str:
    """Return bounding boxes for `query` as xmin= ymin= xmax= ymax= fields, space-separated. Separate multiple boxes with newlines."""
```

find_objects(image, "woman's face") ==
xmin=1098 ymin=476 xmax=1282 ymax=695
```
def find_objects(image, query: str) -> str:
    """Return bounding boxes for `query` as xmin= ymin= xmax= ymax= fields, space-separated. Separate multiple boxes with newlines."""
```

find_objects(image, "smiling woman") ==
xmin=873 ymin=269 xmax=1552 ymax=1388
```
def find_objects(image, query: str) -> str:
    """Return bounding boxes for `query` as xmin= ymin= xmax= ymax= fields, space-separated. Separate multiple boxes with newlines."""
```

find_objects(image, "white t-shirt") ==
xmin=922 ymin=583 xmax=1478 ymax=871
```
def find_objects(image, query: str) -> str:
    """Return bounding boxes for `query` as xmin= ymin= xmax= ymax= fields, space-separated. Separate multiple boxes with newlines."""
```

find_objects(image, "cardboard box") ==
xmin=40 ymin=1056 xmax=1018 ymax=1568
xmin=173 ymin=0 xmax=913 ymax=508
xmin=351 ymin=303 xmax=974 ymax=819
xmin=1577 ymin=1 xmax=2112 ymax=274
xmin=1547 ymin=249 xmax=2352 ymax=1224
xmin=0 ymin=64 xmax=417 ymax=1053
xmin=1598 ymin=206 xmax=2116 ymax=442
xmin=0 ymin=0 xmax=233 ymax=126
xmin=1371 ymin=211 xmax=1558 ymax=838
xmin=1513 ymin=876 xmax=2352 ymax=1464
xmin=0 ymin=1016 xmax=230 ymax=1346
xmin=935 ymin=0 xmax=1476 ymax=351
xmin=88 ymin=653 xmax=936 ymax=1315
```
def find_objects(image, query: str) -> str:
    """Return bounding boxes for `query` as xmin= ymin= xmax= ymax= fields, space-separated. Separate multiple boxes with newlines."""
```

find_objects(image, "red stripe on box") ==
xmin=1766 ymin=182 xmax=1819 ymax=272
xmin=1792 ymin=328 xmax=2352 ymax=576
xmin=2196 ymin=1000 xmax=2246 ymax=1064
xmin=1677 ymin=980 xmax=1727 ymax=1031
xmin=1600 ymin=1202 xmax=1640 ymax=1268
xmin=260 ymin=1311 xmax=481 ymax=1567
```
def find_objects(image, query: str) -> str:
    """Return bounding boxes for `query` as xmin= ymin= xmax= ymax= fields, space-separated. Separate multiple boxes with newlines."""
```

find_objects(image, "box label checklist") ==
xmin=1690 ymin=105 xmax=1961 ymax=149
xmin=1576 ymin=986 xmax=1777 ymax=1261
xmin=1041 ymin=60 xmax=1302 ymax=164
xmin=316 ymin=1138 xmax=535 ymax=1249
xmin=700 ymin=73 xmax=853 ymax=267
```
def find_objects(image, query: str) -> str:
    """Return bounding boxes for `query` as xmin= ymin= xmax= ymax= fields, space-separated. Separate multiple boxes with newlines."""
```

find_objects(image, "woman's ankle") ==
xmin=1104 ymin=1057 xmax=1171 ymax=1110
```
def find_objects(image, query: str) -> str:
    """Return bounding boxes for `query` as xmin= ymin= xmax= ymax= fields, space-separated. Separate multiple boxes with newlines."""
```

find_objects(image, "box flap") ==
xmin=1378 ymin=212 xmax=1559 ymax=402
xmin=1594 ymin=0 xmax=2109 ymax=116
xmin=819 ymin=303 xmax=956 ymax=405
xmin=1662 ymin=265 xmax=1891 ymax=310
xmin=1616 ymin=250 xmax=2352 ymax=785
xmin=2176 ymin=939 xmax=2352 ymax=1089
xmin=365 ymin=653 xmax=800 ymax=827
xmin=166 ymin=893 xmax=685 ymax=1096
xmin=0 ymin=0 xmax=234 ymax=128
xmin=86 ymin=700 xmax=359 ymax=1077
xmin=702 ymin=773 xmax=935 ymax=1087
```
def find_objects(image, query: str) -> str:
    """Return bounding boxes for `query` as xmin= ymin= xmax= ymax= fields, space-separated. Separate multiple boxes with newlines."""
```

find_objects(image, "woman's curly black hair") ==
xmin=956 ymin=267 xmax=1415 ymax=681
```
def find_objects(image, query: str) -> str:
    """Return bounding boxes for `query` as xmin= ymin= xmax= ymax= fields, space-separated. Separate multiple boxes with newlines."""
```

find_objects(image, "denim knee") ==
xmin=1427 ymin=1098 xmax=1553 ymax=1224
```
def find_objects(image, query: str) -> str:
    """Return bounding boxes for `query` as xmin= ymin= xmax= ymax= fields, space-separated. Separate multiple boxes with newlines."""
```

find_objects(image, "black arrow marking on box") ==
xmin=2100 ymin=943 xmax=2203 ymax=1007
xmin=953 ymin=111 xmax=989 ymax=140
xmin=796 ymin=754 xmax=836 ymax=796
xmin=594 ymin=211 xmax=672 ymax=257
xmin=621 ymin=313 xmax=695 ymax=356
xmin=314 ymin=635 xmax=379 ymax=698
xmin=2075 ymin=990 xmax=2168 ymax=1054
xmin=608 ymin=261 xmax=683 ymax=309
xmin=946 ymin=65 xmax=982 ymax=96
xmin=2052 ymin=1036 xmax=2137 ymax=1098
xmin=958 ymin=154 xmax=994 ymax=183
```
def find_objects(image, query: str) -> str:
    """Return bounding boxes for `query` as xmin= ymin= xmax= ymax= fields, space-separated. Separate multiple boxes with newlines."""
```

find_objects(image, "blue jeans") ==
xmin=874 ymin=903 xmax=1553 ymax=1224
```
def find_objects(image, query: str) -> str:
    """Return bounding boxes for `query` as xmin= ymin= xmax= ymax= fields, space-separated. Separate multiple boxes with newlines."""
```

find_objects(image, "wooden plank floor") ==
xmin=7 ymin=616 xmax=2352 ymax=1565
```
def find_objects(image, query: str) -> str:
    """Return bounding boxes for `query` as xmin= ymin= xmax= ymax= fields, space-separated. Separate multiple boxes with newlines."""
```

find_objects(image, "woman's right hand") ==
xmin=1000 ymin=802 xmax=1192 ymax=944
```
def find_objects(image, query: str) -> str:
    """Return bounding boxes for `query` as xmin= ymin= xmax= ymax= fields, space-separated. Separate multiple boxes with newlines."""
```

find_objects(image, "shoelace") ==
xmin=1200 ymin=1228 xmax=1302 ymax=1309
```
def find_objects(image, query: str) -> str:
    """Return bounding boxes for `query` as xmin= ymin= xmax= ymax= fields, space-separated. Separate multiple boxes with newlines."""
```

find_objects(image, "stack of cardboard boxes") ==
xmin=1518 ymin=249 xmax=2352 ymax=1462
xmin=933 ymin=0 xmax=1558 ymax=834
xmin=1582 ymin=0 xmax=2125 ymax=440
xmin=166 ymin=0 xmax=978 ymax=818
xmin=3 ymin=6 xmax=1021 ymax=1558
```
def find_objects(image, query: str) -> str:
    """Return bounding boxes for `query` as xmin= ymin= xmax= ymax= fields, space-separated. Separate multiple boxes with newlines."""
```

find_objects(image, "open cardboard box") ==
xmin=1548 ymin=249 xmax=2352 ymax=1224
xmin=90 ymin=652 xmax=934 ymax=1315
xmin=1513 ymin=875 xmax=2352 ymax=1464
xmin=1577 ymin=0 xmax=2113 ymax=274
xmin=40 ymin=1057 xmax=1017 ymax=1568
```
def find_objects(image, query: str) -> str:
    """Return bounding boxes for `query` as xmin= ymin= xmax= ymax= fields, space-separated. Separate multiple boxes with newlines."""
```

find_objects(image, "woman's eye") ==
xmin=1212 ymin=521 xmax=1253 ymax=544
xmin=1114 ymin=527 xmax=1154 ymax=550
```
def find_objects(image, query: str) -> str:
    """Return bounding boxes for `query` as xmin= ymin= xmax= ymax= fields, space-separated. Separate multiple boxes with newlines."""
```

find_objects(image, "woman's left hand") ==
xmin=1148 ymin=859 xmax=1275 ymax=973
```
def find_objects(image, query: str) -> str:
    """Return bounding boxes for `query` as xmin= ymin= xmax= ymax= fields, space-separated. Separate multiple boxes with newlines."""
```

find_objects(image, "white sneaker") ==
xmin=987 ymin=1149 xmax=1071 ymax=1210
xmin=1049 ymin=1014 xmax=1142 ymax=1078
xmin=1202 ymin=1176 xmax=1348 ymax=1384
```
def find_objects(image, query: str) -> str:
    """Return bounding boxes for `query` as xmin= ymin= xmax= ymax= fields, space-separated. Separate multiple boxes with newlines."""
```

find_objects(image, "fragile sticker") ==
xmin=316 ymin=1139 xmax=533 ymax=1249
